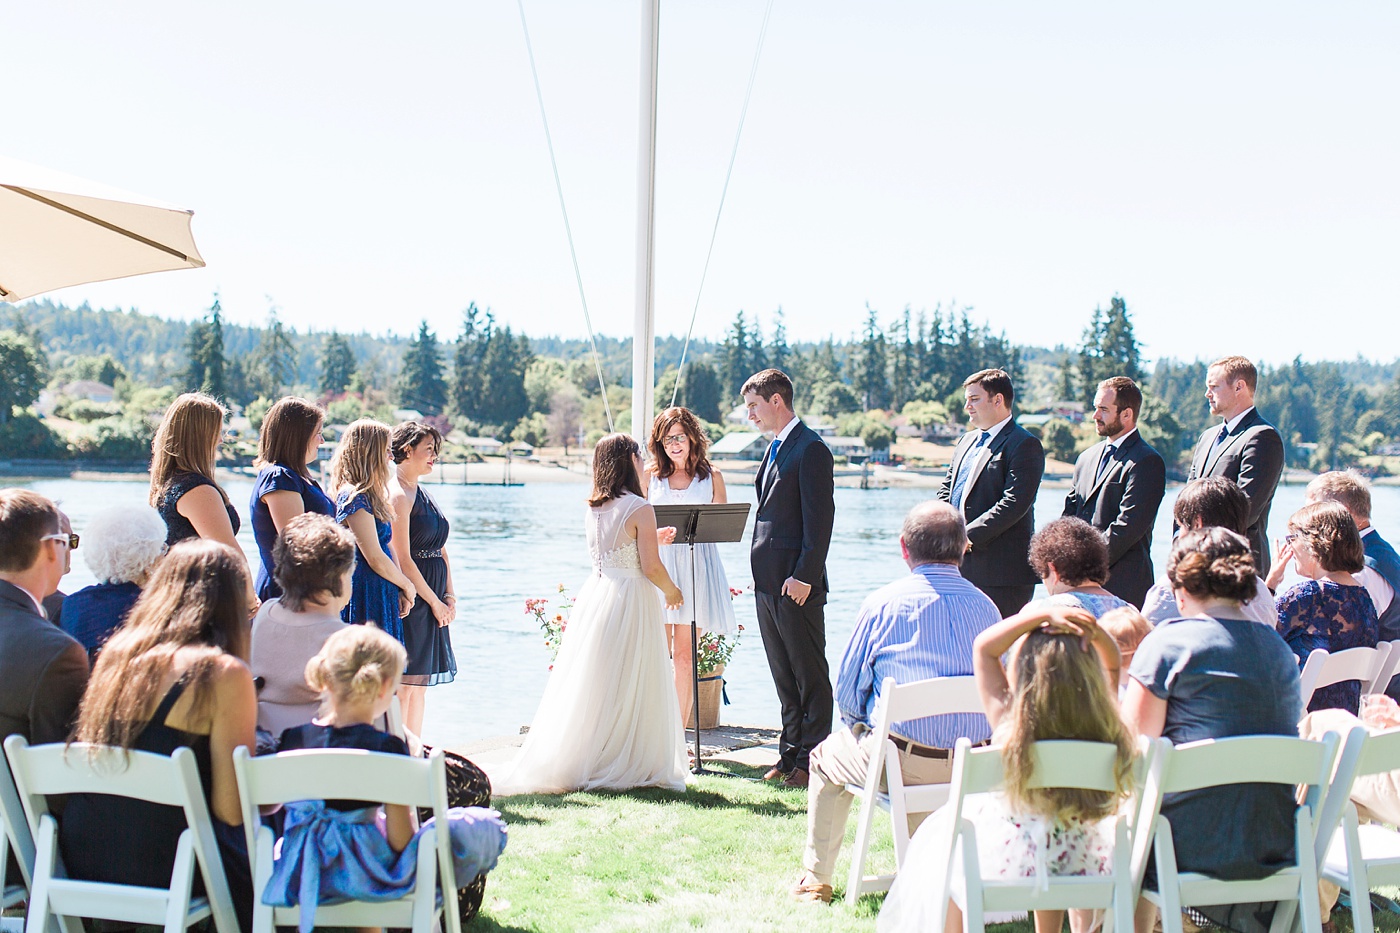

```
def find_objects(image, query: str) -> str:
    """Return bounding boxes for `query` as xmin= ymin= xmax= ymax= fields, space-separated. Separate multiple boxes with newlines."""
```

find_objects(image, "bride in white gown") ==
xmin=496 ymin=433 xmax=691 ymax=795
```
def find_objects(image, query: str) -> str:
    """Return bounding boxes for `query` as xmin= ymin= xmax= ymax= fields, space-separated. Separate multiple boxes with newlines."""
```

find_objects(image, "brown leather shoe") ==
xmin=782 ymin=767 xmax=810 ymax=789
xmin=763 ymin=766 xmax=790 ymax=782
xmin=791 ymin=871 xmax=833 ymax=904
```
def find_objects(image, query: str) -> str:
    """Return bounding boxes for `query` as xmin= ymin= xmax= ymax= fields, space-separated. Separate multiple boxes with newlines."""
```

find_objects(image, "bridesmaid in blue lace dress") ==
xmin=329 ymin=420 xmax=415 ymax=643
xmin=1268 ymin=500 xmax=1378 ymax=712
xmin=389 ymin=421 xmax=459 ymax=738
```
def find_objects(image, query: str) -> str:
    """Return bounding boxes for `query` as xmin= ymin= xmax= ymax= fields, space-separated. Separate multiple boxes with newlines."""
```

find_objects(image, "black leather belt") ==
xmin=888 ymin=736 xmax=989 ymax=760
xmin=413 ymin=549 xmax=443 ymax=559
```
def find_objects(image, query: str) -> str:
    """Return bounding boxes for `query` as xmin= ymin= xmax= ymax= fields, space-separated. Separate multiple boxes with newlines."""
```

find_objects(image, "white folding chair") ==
xmin=1319 ymin=726 xmax=1400 ymax=933
xmin=1367 ymin=640 xmax=1400 ymax=698
xmin=923 ymin=737 xmax=1156 ymax=933
xmin=3 ymin=736 xmax=240 ymax=933
xmin=0 ymin=752 xmax=82 ymax=933
xmin=232 ymin=746 xmax=460 ymax=933
xmin=1141 ymin=733 xmax=1341 ymax=933
xmin=1299 ymin=645 xmax=1391 ymax=709
xmin=844 ymin=675 xmax=986 ymax=904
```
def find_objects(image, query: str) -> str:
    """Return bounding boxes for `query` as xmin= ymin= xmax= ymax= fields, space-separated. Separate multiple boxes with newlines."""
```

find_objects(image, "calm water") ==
xmin=14 ymin=474 xmax=1393 ymax=749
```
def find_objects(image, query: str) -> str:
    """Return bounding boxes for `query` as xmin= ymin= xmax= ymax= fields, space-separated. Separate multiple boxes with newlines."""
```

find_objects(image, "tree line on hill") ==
xmin=2 ymin=296 xmax=1398 ymax=476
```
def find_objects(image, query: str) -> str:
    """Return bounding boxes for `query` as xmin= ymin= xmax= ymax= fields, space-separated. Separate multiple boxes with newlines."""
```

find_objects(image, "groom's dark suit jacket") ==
xmin=750 ymin=421 xmax=835 ymax=604
xmin=937 ymin=421 xmax=1044 ymax=591
xmin=1186 ymin=408 xmax=1285 ymax=575
xmin=1064 ymin=431 xmax=1166 ymax=608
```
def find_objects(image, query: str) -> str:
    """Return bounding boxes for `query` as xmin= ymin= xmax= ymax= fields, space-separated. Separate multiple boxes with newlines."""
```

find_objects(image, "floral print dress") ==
xmin=1276 ymin=580 xmax=1378 ymax=713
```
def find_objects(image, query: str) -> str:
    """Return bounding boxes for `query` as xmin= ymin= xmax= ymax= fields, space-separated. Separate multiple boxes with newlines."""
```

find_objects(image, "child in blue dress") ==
xmin=330 ymin=419 xmax=416 ymax=644
xmin=266 ymin=626 xmax=506 ymax=932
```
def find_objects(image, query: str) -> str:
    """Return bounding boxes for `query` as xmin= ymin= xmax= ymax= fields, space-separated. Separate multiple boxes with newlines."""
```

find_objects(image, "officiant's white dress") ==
xmin=495 ymin=492 xmax=689 ymax=795
xmin=648 ymin=473 xmax=737 ymax=637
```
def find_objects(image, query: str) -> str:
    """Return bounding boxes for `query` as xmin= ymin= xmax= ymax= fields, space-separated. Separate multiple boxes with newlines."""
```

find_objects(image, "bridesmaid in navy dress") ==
xmin=389 ymin=422 xmax=459 ymax=737
xmin=249 ymin=397 xmax=335 ymax=602
xmin=329 ymin=420 xmax=415 ymax=642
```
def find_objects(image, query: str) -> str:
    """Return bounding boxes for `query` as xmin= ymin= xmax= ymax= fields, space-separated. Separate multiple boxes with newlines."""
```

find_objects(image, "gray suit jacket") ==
xmin=1064 ymin=431 xmax=1167 ymax=608
xmin=1187 ymin=408 xmax=1285 ymax=575
xmin=0 ymin=580 xmax=89 ymax=746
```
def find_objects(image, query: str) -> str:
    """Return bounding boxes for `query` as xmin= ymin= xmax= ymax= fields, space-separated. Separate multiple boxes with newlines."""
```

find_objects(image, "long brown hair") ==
xmin=329 ymin=419 xmax=394 ymax=521
xmin=72 ymin=539 xmax=250 ymax=755
xmin=255 ymin=396 xmax=324 ymax=478
xmin=1000 ymin=629 xmax=1136 ymax=823
xmin=648 ymin=407 xmax=712 ymax=481
xmin=588 ymin=433 xmax=644 ymax=507
xmin=149 ymin=392 xmax=229 ymax=507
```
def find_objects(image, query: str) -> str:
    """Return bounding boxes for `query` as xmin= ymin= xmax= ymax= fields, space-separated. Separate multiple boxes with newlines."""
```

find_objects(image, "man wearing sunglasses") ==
xmin=0 ymin=489 xmax=89 ymax=749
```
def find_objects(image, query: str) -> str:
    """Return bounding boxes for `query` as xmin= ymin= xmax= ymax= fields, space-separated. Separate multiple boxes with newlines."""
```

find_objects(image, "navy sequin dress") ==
xmin=1276 ymin=580 xmax=1379 ymax=713
xmin=335 ymin=491 xmax=404 ymax=644
xmin=401 ymin=486 xmax=458 ymax=686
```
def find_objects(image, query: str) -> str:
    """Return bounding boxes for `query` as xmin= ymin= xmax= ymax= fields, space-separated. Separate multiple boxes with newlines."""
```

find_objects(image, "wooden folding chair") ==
xmin=232 ymin=746 xmax=459 ymax=933
xmin=1141 ymin=733 xmax=1341 ymax=933
xmin=3 ymin=736 xmax=240 ymax=933
xmin=844 ymin=675 xmax=985 ymax=904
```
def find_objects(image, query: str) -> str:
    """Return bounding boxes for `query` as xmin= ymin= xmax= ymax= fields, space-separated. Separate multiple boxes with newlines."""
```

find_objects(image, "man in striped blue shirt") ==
xmin=793 ymin=500 xmax=1000 ymax=903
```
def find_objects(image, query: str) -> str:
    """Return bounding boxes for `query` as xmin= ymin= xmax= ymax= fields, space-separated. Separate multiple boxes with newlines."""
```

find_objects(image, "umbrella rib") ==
xmin=2 ymin=185 xmax=196 ymax=263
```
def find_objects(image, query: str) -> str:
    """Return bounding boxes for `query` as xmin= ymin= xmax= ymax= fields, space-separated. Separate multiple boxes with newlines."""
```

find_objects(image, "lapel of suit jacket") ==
xmin=1203 ymin=410 xmax=1259 ymax=476
xmin=1086 ymin=432 xmax=1136 ymax=502
xmin=961 ymin=425 xmax=1011 ymax=511
xmin=760 ymin=422 xmax=802 ymax=506
xmin=0 ymin=579 xmax=44 ymax=620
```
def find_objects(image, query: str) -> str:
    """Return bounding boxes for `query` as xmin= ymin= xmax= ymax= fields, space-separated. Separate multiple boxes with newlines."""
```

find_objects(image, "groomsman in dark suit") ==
xmin=1064 ymin=376 xmax=1166 ymax=608
xmin=1186 ymin=355 xmax=1285 ymax=574
xmin=937 ymin=369 xmax=1044 ymax=617
xmin=743 ymin=369 xmax=836 ymax=789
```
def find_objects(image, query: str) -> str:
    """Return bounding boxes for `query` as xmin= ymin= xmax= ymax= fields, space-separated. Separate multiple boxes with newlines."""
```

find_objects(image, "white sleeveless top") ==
xmin=647 ymin=471 xmax=713 ymax=506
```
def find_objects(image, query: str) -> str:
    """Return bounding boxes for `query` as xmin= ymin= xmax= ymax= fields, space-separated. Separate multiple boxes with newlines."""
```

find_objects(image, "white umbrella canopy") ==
xmin=0 ymin=155 xmax=204 ymax=303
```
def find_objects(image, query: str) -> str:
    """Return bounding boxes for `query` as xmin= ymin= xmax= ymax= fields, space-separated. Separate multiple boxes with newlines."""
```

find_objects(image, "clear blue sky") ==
xmin=3 ymin=1 xmax=1397 ymax=364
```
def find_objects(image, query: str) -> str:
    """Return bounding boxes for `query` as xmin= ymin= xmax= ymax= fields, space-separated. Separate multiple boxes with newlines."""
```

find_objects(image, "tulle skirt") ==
xmin=495 ymin=568 xmax=689 ymax=796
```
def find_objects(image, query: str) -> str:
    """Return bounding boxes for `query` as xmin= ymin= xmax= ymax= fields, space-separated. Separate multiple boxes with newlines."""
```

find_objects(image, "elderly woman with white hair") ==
xmin=61 ymin=504 xmax=167 ymax=660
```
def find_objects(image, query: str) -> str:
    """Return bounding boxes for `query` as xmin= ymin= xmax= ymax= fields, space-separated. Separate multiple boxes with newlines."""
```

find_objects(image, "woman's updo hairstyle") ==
xmin=1166 ymin=526 xmax=1258 ymax=604
xmin=304 ymin=625 xmax=406 ymax=710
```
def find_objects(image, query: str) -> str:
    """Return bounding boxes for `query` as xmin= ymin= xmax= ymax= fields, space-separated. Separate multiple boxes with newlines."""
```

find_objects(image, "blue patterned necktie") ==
xmin=950 ymin=431 xmax=991 ymax=509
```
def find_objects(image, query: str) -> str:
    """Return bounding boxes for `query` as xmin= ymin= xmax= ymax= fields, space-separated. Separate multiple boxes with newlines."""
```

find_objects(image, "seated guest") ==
xmin=1123 ymin=528 xmax=1302 ymax=933
xmin=1099 ymin=606 xmax=1152 ymax=697
xmin=791 ymin=501 xmax=1000 ymax=904
xmin=0 ymin=489 xmax=88 ymax=745
xmin=1305 ymin=471 xmax=1400 ymax=694
xmin=41 ymin=511 xmax=75 ymax=625
xmin=251 ymin=513 xmax=354 ymax=735
xmin=61 ymin=539 xmax=256 ymax=931
xmin=1028 ymin=517 xmax=1131 ymax=617
xmin=880 ymin=602 xmax=1132 ymax=933
xmin=1266 ymin=500 xmax=1378 ymax=713
xmin=1142 ymin=477 xmax=1276 ymax=626
xmin=61 ymin=504 xmax=167 ymax=661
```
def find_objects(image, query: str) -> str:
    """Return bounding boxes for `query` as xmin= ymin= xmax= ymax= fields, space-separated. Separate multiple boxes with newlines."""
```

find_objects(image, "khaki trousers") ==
xmin=802 ymin=724 xmax=954 ymax=884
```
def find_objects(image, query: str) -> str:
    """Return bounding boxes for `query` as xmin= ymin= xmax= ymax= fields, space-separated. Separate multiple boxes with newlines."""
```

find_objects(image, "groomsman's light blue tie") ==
xmin=949 ymin=431 xmax=991 ymax=510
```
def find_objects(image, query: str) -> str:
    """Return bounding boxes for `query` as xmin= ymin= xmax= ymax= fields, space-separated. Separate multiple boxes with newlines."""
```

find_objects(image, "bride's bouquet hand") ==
xmin=663 ymin=584 xmax=684 ymax=610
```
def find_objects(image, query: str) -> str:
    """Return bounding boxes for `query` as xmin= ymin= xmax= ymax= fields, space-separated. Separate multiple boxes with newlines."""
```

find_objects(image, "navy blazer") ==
xmin=1187 ymin=408 xmax=1285 ymax=574
xmin=938 ymin=421 xmax=1045 ymax=589
xmin=749 ymin=421 xmax=836 ymax=603
xmin=0 ymin=580 xmax=89 ymax=746
xmin=1064 ymin=431 xmax=1167 ymax=607
xmin=1365 ymin=530 xmax=1400 ymax=643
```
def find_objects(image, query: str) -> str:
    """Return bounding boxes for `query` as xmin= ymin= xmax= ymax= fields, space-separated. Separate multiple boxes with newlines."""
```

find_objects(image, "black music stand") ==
xmin=653 ymin=501 xmax=751 ymax=776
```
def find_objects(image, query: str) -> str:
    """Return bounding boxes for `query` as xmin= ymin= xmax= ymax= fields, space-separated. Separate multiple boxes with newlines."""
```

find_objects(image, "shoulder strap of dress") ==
xmin=152 ymin=677 xmax=189 ymax=724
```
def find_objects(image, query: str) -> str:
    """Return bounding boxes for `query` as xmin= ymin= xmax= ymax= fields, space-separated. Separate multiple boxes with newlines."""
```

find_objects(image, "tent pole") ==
xmin=631 ymin=0 xmax=660 ymax=444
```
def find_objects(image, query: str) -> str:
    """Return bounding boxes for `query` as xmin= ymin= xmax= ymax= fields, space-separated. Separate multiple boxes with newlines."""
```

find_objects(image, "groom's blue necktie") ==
xmin=762 ymin=438 xmax=781 ymax=491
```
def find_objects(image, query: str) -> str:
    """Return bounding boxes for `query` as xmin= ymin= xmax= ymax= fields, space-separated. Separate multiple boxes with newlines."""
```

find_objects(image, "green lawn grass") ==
xmin=476 ymin=760 xmax=1031 ymax=932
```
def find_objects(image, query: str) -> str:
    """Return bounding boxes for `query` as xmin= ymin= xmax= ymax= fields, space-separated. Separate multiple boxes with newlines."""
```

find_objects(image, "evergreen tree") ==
xmin=451 ymin=303 xmax=489 ymax=420
xmin=889 ymin=308 xmax=917 ymax=409
xmin=0 ymin=330 xmax=47 ymax=424
xmin=1057 ymin=353 xmax=1077 ymax=402
xmin=253 ymin=310 xmax=297 ymax=399
xmin=478 ymin=326 xmax=532 ymax=426
xmin=397 ymin=320 xmax=448 ymax=415
xmin=718 ymin=310 xmax=754 ymax=402
xmin=318 ymin=332 xmax=357 ymax=396
xmin=1080 ymin=295 xmax=1141 ymax=405
xmin=853 ymin=305 xmax=890 ymax=410
xmin=182 ymin=297 xmax=227 ymax=397
xmin=679 ymin=359 xmax=723 ymax=423
xmin=768 ymin=308 xmax=790 ymax=375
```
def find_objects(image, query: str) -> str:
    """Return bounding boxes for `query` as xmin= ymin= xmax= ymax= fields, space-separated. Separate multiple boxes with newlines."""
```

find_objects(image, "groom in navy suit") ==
xmin=744 ymin=369 xmax=836 ymax=789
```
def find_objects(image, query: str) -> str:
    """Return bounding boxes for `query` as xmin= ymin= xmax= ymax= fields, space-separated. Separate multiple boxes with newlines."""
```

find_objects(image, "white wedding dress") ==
xmin=495 ymin=492 xmax=689 ymax=795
